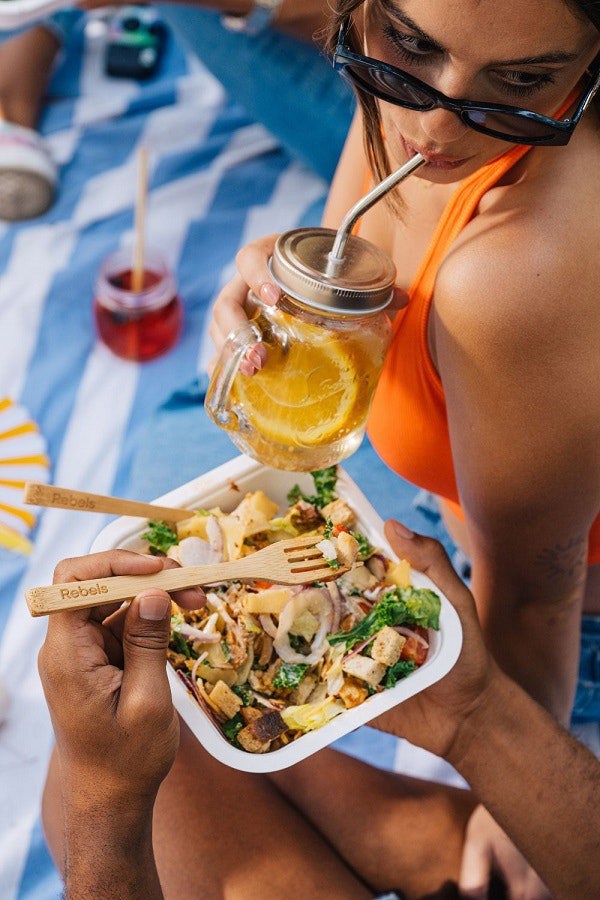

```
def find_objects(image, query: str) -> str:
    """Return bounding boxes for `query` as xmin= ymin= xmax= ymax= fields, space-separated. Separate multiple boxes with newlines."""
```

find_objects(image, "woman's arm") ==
xmin=433 ymin=209 xmax=600 ymax=722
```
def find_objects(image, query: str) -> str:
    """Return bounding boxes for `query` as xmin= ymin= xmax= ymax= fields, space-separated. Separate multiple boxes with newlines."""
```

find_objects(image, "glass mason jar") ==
xmin=94 ymin=246 xmax=182 ymax=362
xmin=205 ymin=228 xmax=394 ymax=471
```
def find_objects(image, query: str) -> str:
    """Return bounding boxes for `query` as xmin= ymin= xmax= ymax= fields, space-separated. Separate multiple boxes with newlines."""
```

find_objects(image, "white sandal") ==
xmin=0 ymin=121 xmax=57 ymax=220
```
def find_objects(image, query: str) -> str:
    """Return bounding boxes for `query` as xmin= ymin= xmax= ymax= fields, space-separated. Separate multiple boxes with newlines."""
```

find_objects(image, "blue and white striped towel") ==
xmin=0 ymin=19 xmax=328 ymax=898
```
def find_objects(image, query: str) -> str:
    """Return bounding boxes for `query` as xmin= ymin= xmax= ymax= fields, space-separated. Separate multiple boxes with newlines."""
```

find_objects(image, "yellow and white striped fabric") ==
xmin=0 ymin=397 xmax=49 ymax=554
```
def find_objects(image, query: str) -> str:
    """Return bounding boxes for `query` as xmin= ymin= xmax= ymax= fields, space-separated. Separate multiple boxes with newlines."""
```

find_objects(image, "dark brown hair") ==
xmin=323 ymin=0 xmax=600 ymax=210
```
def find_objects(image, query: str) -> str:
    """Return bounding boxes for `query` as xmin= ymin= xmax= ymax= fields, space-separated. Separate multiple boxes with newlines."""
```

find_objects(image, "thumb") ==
xmin=384 ymin=520 xmax=473 ymax=608
xmin=119 ymin=591 xmax=172 ymax=719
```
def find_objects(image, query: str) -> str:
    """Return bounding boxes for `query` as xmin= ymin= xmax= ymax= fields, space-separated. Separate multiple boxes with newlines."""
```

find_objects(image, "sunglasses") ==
xmin=333 ymin=18 xmax=600 ymax=146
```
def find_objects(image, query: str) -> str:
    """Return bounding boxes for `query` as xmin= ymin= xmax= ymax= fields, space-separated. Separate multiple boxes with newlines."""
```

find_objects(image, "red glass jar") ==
xmin=93 ymin=247 xmax=182 ymax=362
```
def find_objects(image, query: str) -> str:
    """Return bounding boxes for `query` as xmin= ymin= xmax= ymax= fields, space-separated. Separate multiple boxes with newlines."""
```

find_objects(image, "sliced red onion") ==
xmin=191 ymin=651 xmax=209 ymax=680
xmin=177 ymin=671 xmax=221 ymax=727
xmin=251 ymin=692 xmax=278 ymax=709
xmin=366 ymin=554 xmax=387 ymax=580
xmin=394 ymin=626 xmax=429 ymax=648
xmin=274 ymin=588 xmax=332 ymax=665
xmin=363 ymin=586 xmax=384 ymax=603
xmin=345 ymin=635 xmax=375 ymax=659
xmin=208 ymin=592 xmax=244 ymax=643
xmin=176 ymin=623 xmax=221 ymax=644
xmin=326 ymin=582 xmax=342 ymax=633
xmin=178 ymin=536 xmax=221 ymax=567
xmin=206 ymin=515 xmax=224 ymax=560
xmin=259 ymin=614 xmax=277 ymax=638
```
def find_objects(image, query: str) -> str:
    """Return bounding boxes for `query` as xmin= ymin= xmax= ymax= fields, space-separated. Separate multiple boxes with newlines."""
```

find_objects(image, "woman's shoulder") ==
xmin=435 ymin=129 xmax=599 ymax=348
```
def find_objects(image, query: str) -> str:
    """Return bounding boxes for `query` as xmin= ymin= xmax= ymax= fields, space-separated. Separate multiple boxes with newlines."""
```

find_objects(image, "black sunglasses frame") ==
xmin=333 ymin=18 xmax=600 ymax=146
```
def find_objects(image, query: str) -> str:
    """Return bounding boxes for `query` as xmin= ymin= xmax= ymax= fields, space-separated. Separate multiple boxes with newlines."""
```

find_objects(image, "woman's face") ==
xmin=363 ymin=0 xmax=600 ymax=181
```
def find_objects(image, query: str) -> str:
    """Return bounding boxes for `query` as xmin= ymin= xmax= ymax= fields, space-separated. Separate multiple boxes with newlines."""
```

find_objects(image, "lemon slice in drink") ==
xmin=233 ymin=332 xmax=358 ymax=447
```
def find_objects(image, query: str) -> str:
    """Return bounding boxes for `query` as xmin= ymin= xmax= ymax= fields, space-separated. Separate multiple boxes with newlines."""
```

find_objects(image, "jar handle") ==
xmin=205 ymin=321 xmax=263 ymax=429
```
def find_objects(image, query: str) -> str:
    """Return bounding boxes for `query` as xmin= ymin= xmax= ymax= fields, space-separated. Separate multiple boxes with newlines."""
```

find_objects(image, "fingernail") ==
xmin=392 ymin=521 xmax=415 ymax=539
xmin=247 ymin=349 xmax=263 ymax=369
xmin=260 ymin=282 xmax=280 ymax=305
xmin=240 ymin=360 xmax=256 ymax=376
xmin=254 ymin=343 xmax=268 ymax=365
xmin=138 ymin=591 xmax=171 ymax=621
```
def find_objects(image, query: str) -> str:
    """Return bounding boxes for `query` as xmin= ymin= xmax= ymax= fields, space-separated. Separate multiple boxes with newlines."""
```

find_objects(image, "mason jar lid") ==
xmin=269 ymin=227 xmax=396 ymax=315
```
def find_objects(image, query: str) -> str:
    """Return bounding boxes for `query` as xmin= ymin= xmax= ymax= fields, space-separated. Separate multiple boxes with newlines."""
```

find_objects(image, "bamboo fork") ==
xmin=24 ymin=482 xmax=194 ymax=523
xmin=26 ymin=535 xmax=345 ymax=617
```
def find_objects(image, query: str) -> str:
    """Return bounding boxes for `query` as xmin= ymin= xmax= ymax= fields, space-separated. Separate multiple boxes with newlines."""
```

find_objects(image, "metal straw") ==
xmin=327 ymin=153 xmax=426 ymax=273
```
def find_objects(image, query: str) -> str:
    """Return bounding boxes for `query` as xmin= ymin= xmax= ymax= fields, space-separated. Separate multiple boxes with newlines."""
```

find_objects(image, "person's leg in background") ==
xmin=157 ymin=5 xmax=355 ymax=181
xmin=0 ymin=10 xmax=83 ymax=218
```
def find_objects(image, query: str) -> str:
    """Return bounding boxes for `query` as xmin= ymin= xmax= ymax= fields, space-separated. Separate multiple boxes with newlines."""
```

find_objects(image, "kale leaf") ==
xmin=232 ymin=683 xmax=254 ymax=706
xmin=222 ymin=713 xmax=245 ymax=744
xmin=170 ymin=631 xmax=198 ymax=659
xmin=352 ymin=532 xmax=373 ymax=560
xmin=312 ymin=466 xmax=338 ymax=507
xmin=287 ymin=466 xmax=338 ymax=509
xmin=141 ymin=519 xmax=178 ymax=555
xmin=383 ymin=659 xmax=416 ymax=688
xmin=272 ymin=663 xmax=309 ymax=690
xmin=328 ymin=586 xmax=441 ymax=650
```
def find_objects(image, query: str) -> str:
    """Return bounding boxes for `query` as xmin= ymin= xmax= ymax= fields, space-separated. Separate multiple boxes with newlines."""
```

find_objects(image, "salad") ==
xmin=141 ymin=467 xmax=441 ymax=755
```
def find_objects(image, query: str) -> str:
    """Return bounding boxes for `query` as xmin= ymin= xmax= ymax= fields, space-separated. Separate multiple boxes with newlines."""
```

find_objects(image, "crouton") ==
xmin=321 ymin=499 xmax=356 ymax=529
xmin=342 ymin=564 xmax=378 ymax=592
xmin=241 ymin=706 xmax=262 ymax=724
xmin=342 ymin=655 xmax=386 ymax=687
xmin=247 ymin=710 xmax=287 ymax=743
xmin=336 ymin=531 xmax=359 ymax=568
xmin=338 ymin=677 xmax=369 ymax=709
xmin=289 ymin=499 xmax=323 ymax=531
xmin=289 ymin=674 xmax=317 ymax=705
xmin=340 ymin=613 xmax=357 ymax=633
xmin=237 ymin=725 xmax=270 ymax=753
xmin=371 ymin=626 xmax=406 ymax=667
xmin=210 ymin=680 xmax=243 ymax=719
xmin=258 ymin=634 xmax=274 ymax=667
xmin=248 ymin=659 xmax=281 ymax=693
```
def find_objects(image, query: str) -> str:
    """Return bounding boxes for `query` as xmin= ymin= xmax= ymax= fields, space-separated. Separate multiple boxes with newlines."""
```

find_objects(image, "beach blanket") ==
xmin=2 ymin=14 xmax=597 ymax=900
xmin=0 ymin=17 xmax=328 ymax=898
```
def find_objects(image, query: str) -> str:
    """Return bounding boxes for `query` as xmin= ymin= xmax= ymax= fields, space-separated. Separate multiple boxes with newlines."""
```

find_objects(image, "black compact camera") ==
xmin=104 ymin=6 xmax=167 ymax=80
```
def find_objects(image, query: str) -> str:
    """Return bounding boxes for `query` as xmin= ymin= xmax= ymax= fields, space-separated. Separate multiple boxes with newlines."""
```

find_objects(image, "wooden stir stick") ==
xmin=24 ymin=482 xmax=194 ymax=523
xmin=131 ymin=146 xmax=148 ymax=293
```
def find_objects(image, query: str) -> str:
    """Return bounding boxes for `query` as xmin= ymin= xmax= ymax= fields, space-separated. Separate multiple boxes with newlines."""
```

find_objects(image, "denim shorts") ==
xmin=572 ymin=615 xmax=600 ymax=723
xmin=413 ymin=491 xmax=600 ymax=725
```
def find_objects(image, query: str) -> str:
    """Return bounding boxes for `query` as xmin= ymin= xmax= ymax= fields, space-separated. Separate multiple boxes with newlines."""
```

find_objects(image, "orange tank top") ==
xmin=367 ymin=129 xmax=600 ymax=566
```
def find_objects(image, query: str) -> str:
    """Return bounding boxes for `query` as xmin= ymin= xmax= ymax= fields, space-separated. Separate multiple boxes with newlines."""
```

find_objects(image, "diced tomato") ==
xmin=333 ymin=524 xmax=349 ymax=537
xmin=400 ymin=636 xmax=428 ymax=665
xmin=253 ymin=580 xmax=274 ymax=590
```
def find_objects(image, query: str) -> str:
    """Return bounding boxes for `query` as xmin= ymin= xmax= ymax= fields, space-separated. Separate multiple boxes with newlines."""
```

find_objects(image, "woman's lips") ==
xmin=401 ymin=137 xmax=472 ymax=170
